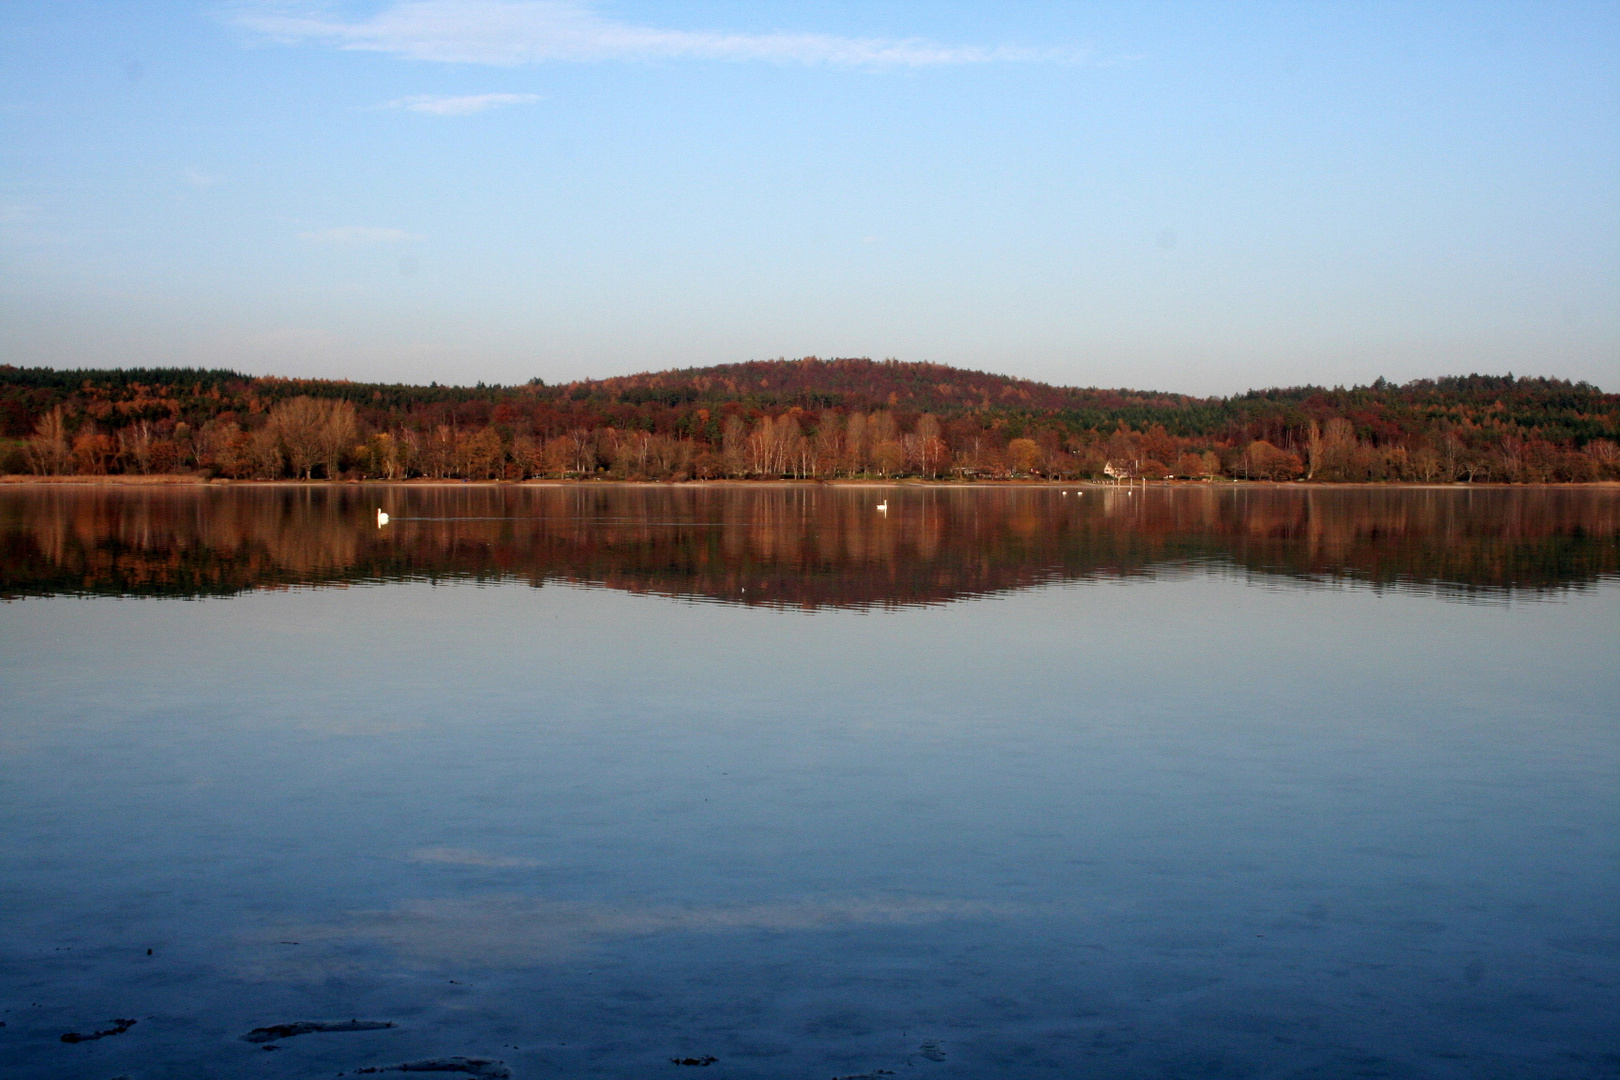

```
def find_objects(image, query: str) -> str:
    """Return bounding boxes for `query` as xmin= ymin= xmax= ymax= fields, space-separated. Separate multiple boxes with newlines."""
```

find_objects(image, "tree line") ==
xmin=2 ymin=360 xmax=1617 ymax=483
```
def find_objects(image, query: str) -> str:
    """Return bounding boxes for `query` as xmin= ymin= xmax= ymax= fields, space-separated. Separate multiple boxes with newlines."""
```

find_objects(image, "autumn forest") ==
xmin=3 ymin=358 xmax=1617 ymax=484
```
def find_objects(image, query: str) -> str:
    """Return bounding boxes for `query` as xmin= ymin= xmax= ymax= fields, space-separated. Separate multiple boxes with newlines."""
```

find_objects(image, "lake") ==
xmin=2 ymin=484 xmax=1617 ymax=1079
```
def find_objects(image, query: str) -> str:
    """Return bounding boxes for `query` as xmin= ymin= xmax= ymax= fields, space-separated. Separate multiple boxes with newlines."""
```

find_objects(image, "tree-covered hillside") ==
xmin=2 ymin=359 xmax=1616 ymax=483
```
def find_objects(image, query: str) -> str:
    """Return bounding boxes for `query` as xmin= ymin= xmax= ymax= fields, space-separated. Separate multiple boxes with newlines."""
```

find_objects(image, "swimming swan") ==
xmin=376 ymin=509 xmax=390 ymax=527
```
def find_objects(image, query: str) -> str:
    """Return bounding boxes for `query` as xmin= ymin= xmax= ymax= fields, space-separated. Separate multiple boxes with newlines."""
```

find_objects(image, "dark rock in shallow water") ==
xmin=240 ymin=1020 xmax=395 ymax=1043
xmin=352 ymin=1058 xmax=510 ymax=1078
xmin=60 ymin=1018 xmax=136 ymax=1043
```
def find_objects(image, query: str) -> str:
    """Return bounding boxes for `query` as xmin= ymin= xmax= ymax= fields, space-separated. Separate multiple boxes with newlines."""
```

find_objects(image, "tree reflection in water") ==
xmin=2 ymin=484 xmax=1617 ymax=605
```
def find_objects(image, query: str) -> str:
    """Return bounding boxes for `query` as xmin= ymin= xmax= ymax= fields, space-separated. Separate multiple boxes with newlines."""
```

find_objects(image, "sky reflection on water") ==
xmin=2 ymin=488 xmax=1617 ymax=1079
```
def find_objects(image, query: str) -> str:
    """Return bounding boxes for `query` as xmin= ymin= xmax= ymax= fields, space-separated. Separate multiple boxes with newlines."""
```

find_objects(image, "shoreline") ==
xmin=2 ymin=474 xmax=1617 ymax=490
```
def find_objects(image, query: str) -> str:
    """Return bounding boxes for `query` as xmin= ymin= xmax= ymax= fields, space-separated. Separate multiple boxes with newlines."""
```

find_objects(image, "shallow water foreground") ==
xmin=2 ymin=485 xmax=1617 ymax=1079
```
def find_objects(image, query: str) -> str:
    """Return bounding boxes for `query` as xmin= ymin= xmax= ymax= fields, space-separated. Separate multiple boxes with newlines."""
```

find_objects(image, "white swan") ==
xmin=876 ymin=500 xmax=888 ymax=513
xmin=376 ymin=509 xmax=390 ymax=527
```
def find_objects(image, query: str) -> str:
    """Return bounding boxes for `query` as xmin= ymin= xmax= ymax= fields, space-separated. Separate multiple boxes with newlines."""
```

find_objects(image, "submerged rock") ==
xmin=60 ymin=1018 xmax=136 ymax=1043
xmin=240 ymin=1020 xmax=395 ymax=1043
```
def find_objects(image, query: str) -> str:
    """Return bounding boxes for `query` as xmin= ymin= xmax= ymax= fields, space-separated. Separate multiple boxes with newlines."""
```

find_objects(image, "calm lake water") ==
xmin=3 ymin=484 xmax=1617 ymax=1079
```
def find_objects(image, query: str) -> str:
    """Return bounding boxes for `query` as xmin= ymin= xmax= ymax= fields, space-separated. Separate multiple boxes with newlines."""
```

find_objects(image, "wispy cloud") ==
xmin=182 ymin=168 xmax=219 ymax=188
xmin=236 ymin=1 xmax=1069 ymax=67
xmin=408 ymin=846 xmax=542 ymax=867
xmin=0 ymin=203 xmax=34 ymax=224
xmin=386 ymin=91 xmax=541 ymax=115
xmin=300 ymin=226 xmax=424 ymax=243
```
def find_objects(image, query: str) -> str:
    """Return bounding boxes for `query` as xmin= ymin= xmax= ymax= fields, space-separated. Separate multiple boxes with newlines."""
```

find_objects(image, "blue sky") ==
xmin=1 ymin=2 xmax=1616 ymax=394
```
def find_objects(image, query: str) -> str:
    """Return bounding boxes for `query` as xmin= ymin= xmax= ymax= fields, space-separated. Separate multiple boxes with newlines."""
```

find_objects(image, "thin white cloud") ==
xmin=300 ymin=226 xmax=424 ymax=243
xmin=236 ymin=0 xmax=1069 ymax=67
xmin=0 ymin=203 xmax=34 ymax=224
xmin=407 ymin=846 xmax=542 ymax=867
xmin=387 ymin=91 xmax=541 ymax=115
xmin=182 ymin=168 xmax=219 ymax=188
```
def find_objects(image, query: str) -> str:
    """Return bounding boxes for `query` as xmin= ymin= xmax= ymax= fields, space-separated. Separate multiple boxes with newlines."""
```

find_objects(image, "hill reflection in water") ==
xmin=3 ymin=484 xmax=1617 ymax=606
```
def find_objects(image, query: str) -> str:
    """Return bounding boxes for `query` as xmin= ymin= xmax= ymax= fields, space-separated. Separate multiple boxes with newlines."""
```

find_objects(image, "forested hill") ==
xmin=578 ymin=358 xmax=1200 ymax=414
xmin=0 ymin=357 xmax=1198 ymax=427
xmin=1 ymin=359 xmax=1617 ymax=483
